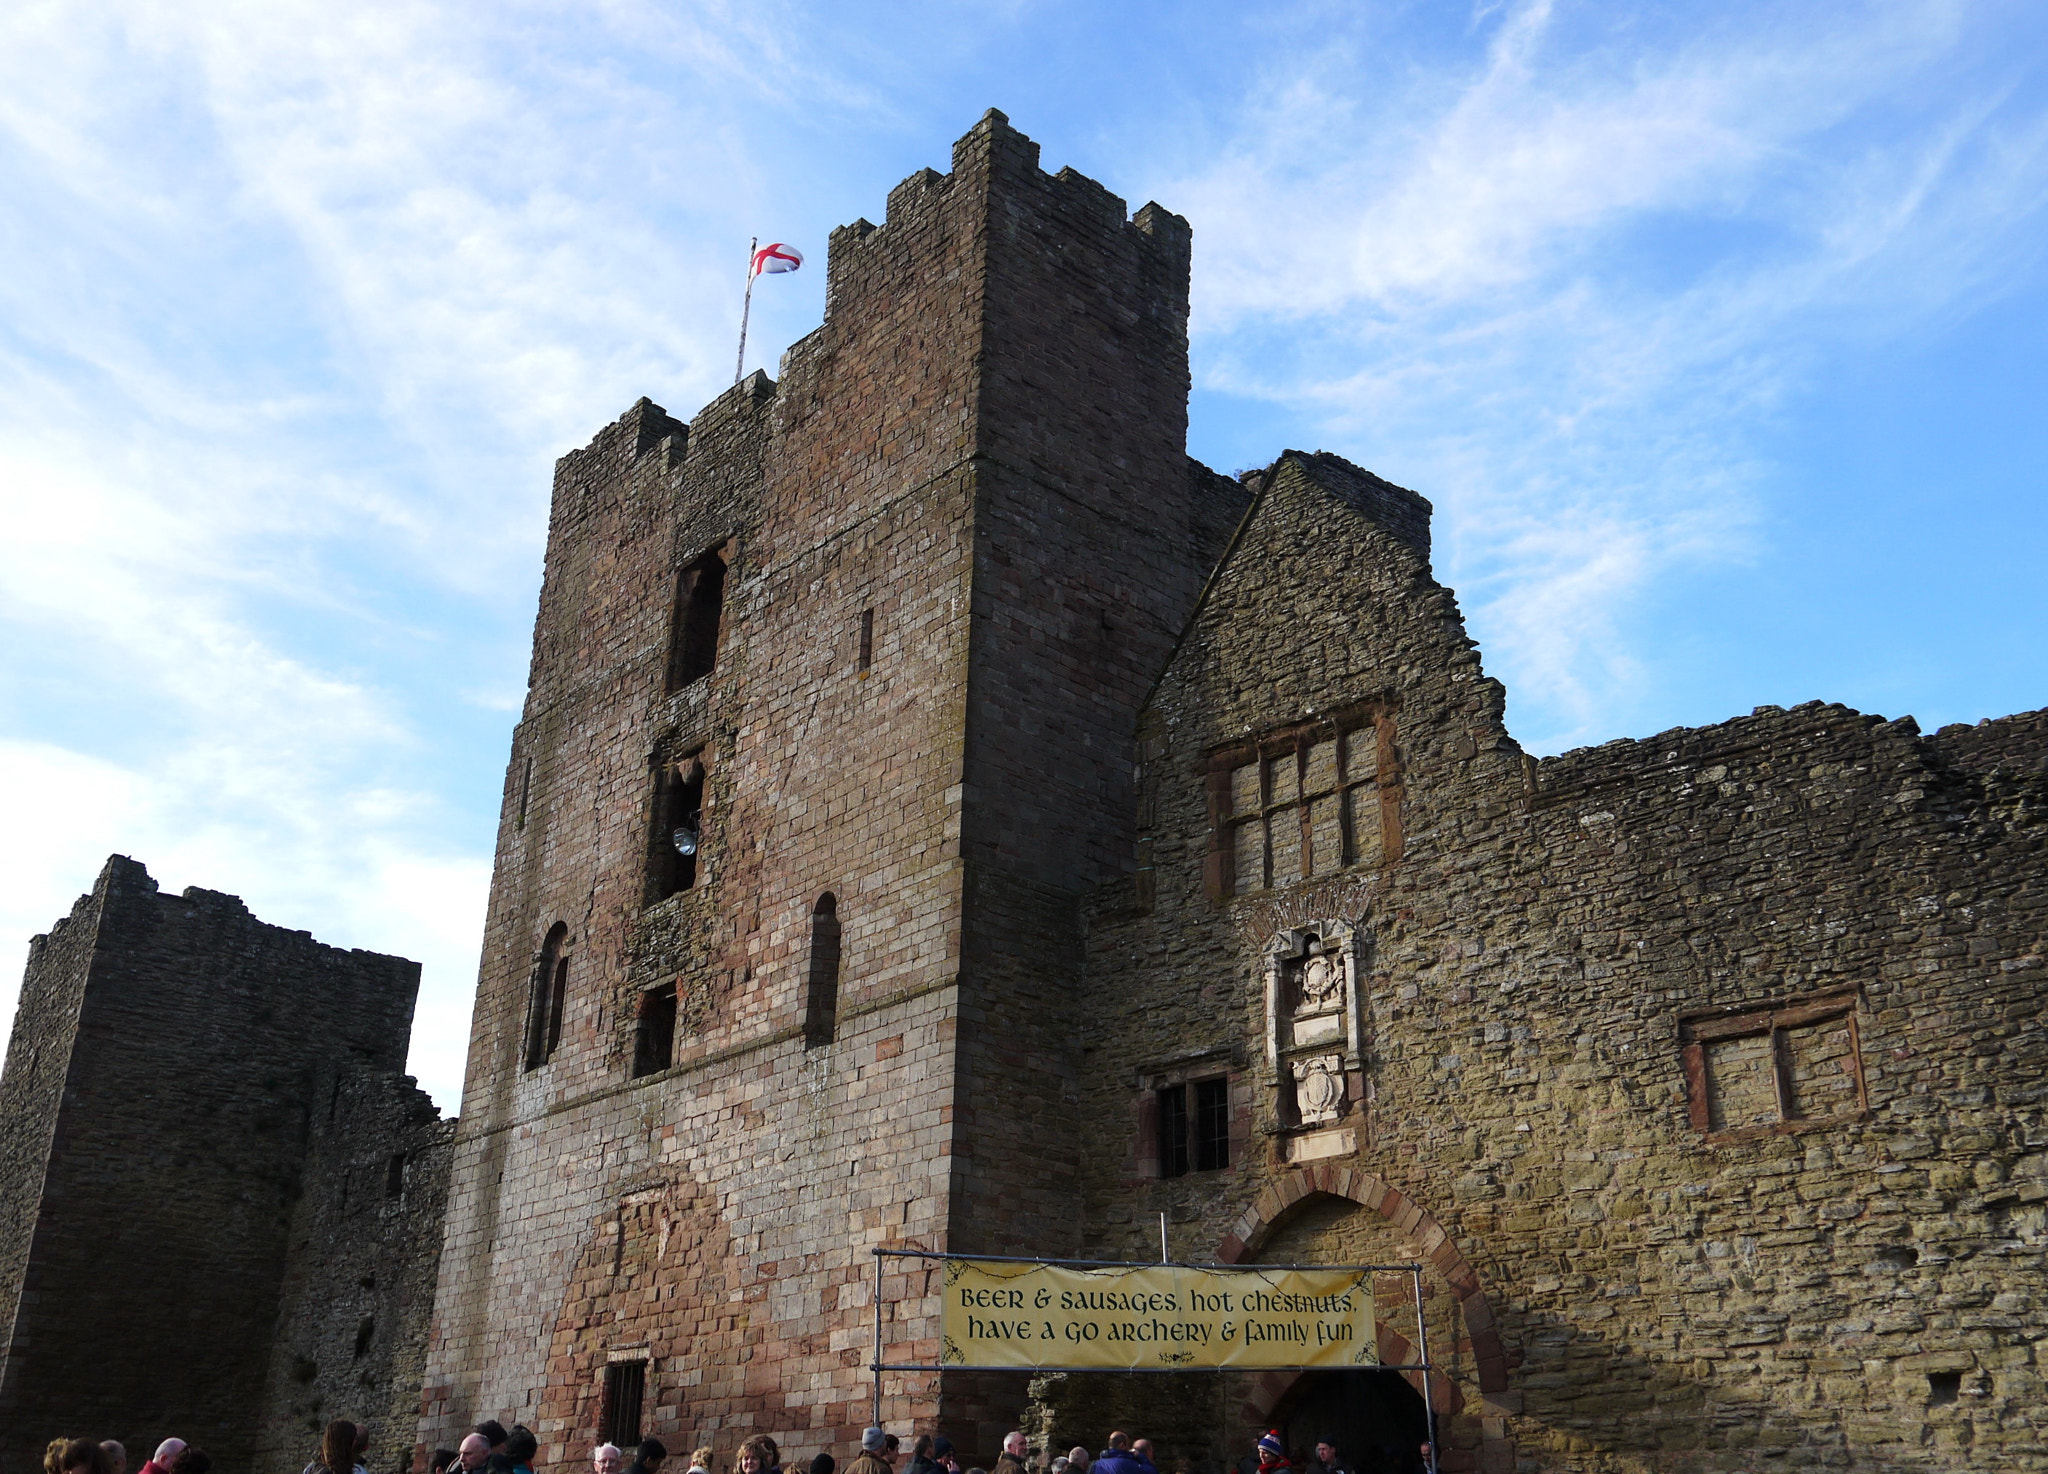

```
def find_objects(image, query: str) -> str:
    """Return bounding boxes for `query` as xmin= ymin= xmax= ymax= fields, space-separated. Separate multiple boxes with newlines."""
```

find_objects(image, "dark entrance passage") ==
xmin=1275 ymin=1369 xmax=1430 ymax=1474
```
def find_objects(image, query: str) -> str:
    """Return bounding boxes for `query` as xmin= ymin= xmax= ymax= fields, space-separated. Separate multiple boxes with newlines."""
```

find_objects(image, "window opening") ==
xmin=1193 ymin=1077 xmax=1231 ymax=1171
xmin=1927 ymin=1371 xmax=1962 ymax=1407
xmin=650 ymin=756 xmax=707 ymax=901
xmin=633 ymin=982 xmax=679 ymax=1078
xmin=666 ymin=546 xmax=728 ymax=691
xmin=804 ymin=894 xmax=842 ymax=1048
xmin=384 ymin=1153 xmax=406 ymax=1198
xmin=858 ymin=608 xmax=875 ymax=673
xmin=602 ymin=1360 xmax=647 ymax=1445
xmin=1159 ymin=1076 xmax=1230 ymax=1177
xmin=524 ymin=923 xmax=569 ymax=1070
xmin=1158 ymin=1083 xmax=1191 ymax=1179
xmin=516 ymin=754 xmax=533 ymax=829
xmin=547 ymin=955 xmax=568 ymax=1058
xmin=353 ymin=1316 xmax=375 ymax=1359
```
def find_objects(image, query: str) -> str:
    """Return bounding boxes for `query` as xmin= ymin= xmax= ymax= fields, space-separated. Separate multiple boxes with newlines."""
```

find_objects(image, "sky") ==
xmin=3 ymin=0 xmax=2045 ymax=1112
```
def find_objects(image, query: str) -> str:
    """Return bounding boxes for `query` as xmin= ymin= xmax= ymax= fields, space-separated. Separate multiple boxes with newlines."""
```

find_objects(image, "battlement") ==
xmin=821 ymin=108 xmax=1191 ymax=332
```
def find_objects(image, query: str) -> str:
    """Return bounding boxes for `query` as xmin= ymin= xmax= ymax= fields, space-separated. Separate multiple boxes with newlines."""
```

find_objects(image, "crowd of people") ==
xmin=425 ymin=1417 xmax=1429 ymax=1474
xmin=26 ymin=1414 xmax=1427 ymax=1474
xmin=38 ymin=1438 xmax=211 ymax=1474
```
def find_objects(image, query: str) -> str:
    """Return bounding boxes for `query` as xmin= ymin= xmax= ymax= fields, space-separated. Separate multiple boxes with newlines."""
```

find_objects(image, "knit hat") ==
xmin=1257 ymin=1435 xmax=1285 ymax=1460
xmin=931 ymin=1442 xmax=952 ymax=1460
xmin=863 ymin=1431 xmax=888 ymax=1455
xmin=811 ymin=1457 xmax=836 ymax=1474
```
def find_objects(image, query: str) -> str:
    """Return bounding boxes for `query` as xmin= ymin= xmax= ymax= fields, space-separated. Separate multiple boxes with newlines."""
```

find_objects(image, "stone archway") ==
xmin=1213 ymin=1165 xmax=1512 ymax=1474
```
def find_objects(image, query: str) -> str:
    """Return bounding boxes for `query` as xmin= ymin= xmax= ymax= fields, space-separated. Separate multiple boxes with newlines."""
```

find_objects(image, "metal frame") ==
xmin=868 ymin=1248 xmax=1441 ymax=1474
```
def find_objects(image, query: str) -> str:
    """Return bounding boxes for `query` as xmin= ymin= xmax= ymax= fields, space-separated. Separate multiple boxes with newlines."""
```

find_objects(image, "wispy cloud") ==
xmin=1173 ymin=0 xmax=2048 ymax=747
xmin=4 ymin=0 xmax=2045 ymax=1104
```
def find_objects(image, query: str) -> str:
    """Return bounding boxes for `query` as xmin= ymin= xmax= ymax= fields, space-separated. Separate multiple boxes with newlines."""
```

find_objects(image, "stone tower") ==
xmin=416 ymin=111 xmax=1247 ymax=1459
xmin=0 ymin=856 xmax=451 ymax=1474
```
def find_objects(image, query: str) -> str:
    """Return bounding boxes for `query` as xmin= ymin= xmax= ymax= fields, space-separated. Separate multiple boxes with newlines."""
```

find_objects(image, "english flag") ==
xmin=752 ymin=242 xmax=803 ymax=277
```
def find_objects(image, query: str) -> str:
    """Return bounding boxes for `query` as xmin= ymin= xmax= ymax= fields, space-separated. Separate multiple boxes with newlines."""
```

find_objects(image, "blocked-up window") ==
xmin=1682 ymin=991 xmax=1867 ymax=1137
xmin=1205 ymin=710 xmax=1393 ymax=900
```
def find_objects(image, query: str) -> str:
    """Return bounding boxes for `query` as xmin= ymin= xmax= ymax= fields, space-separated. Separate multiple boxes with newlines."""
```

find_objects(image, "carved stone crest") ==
xmin=1290 ymin=1054 xmax=1346 ymax=1125
xmin=1263 ymin=919 xmax=1367 ymax=1135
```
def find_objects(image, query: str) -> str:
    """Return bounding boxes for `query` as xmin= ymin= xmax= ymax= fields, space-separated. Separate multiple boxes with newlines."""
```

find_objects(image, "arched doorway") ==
xmin=1271 ymin=1369 xmax=1428 ymax=1474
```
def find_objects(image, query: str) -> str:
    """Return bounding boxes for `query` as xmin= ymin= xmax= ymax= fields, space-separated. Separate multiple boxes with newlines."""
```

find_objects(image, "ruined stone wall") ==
xmin=254 ymin=1069 xmax=455 ymax=1474
xmin=1056 ymin=451 xmax=2048 ymax=1473
xmin=0 ymin=857 xmax=427 ymax=1474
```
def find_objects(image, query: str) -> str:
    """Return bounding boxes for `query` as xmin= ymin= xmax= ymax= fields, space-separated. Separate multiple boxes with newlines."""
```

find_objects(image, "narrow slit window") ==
xmin=665 ymin=546 xmax=728 ymax=691
xmin=384 ymin=1153 xmax=406 ymax=1198
xmin=524 ymin=922 xmax=569 ymax=1070
xmin=804 ymin=894 xmax=842 ymax=1048
xmin=547 ymin=955 xmax=568 ymax=1058
xmin=516 ymin=754 xmax=533 ymax=829
xmin=602 ymin=1360 xmax=646 ymax=1446
xmin=858 ymin=608 xmax=875 ymax=673
xmin=650 ymin=756 xmax=707 ymax=901
xmin=633 ymin=982 xmax=678 ymax=1078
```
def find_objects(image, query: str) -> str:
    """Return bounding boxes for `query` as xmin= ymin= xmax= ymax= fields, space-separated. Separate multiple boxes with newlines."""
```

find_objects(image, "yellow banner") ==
xmin=938 ymin=1259 xmax=1378 ymax=1371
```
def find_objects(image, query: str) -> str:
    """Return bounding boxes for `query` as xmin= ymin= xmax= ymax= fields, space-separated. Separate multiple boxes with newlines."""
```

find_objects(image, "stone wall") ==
xmin=253 ymin=1068 xmax=456 ymax=1474
xmin=0 ymin=856 xmax=445 ymax=1474
xmin=1051 ymin=451 xmax=2048 ymax=1473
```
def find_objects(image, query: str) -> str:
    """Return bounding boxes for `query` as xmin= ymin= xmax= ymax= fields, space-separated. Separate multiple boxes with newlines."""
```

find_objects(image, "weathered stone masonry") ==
xmin=1055 ymin=453 xmax=2048 ymax=1473
xmin=420 ymin=108 xmax=2047 ymax=1474
xmin=11 ymin=107 xmax=2032 ymax=1474
xmin=0 ymin=856 xmax=451 ymax=1474
xmin=416 ymin=109 xmax=1242 ymax=1468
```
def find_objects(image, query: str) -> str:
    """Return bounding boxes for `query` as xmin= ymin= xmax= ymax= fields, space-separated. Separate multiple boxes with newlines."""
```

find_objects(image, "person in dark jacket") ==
xmin=504 ymin=1430 xmax=538 ymax=1474
xmin=627 ymin=1442 xmax=668 ymax=1474
xmin=901 ymin=1438 xmax=935 ymax=1474
xmin=991 ymin=1434 xmax=1028 ymax=1474
xmin=1089 ymin=1435 xmax=1150 ymax=1474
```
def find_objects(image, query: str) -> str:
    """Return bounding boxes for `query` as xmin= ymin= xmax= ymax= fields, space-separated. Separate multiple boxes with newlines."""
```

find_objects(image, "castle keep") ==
xmin=3 ymin=110 xmax=2044 ymax=1474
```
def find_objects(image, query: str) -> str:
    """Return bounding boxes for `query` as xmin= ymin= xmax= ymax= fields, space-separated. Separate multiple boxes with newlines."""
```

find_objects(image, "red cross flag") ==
xmin=751 ymin=241 xmax=803 ymax=277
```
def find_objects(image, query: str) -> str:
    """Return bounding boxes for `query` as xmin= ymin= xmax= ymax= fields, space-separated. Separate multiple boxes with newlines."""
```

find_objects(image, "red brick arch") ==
xmin=1214 ymin=1163 xmax=1508 ymax=1401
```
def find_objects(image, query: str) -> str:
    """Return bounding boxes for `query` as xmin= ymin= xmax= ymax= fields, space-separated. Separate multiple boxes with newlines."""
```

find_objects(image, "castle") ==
xmin=5 ymin=110 xmax=2046 ymax=1474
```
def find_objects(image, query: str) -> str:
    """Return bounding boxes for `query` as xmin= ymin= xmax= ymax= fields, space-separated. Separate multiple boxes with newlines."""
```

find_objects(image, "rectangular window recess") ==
xmin=633 ymin=983 xmax=679 ymax=1078
xmin=602 ymin=1359 xmax=647 ymax=1446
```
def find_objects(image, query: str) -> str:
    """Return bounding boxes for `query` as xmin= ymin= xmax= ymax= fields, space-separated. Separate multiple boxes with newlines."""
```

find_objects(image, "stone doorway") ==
xmin=1272 ymin=1370 xmax=1429 ymax=1474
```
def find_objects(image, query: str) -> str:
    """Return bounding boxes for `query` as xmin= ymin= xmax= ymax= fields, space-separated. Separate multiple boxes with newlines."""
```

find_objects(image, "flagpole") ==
xmin=735 ymin=235 xmax=757 ymax=387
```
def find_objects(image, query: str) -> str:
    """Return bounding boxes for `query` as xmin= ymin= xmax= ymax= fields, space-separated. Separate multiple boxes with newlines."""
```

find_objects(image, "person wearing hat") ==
xmin=1255 ymin=1434 xmax=1289 ymax=1474
xmin=932 ymin=1440 xmax=958 ymax=1474
xmin=846 ymin=1430 xmax=892 ymax=1474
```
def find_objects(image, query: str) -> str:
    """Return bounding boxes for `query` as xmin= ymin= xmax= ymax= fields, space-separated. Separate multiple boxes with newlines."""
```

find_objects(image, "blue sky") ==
xmin=3 ymin=0 xmax=2045 ymax=1110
